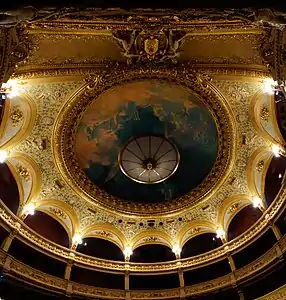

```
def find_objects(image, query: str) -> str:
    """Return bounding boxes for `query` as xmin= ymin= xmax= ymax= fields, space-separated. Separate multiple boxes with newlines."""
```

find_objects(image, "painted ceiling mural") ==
xmin=75 ymin=80 xmax=218 ymax=203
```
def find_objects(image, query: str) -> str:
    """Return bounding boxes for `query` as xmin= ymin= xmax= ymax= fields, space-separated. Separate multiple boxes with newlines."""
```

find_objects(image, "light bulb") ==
xmin=72 ymin=233 xmax=83 ymax=245
xmin=263 ymin=78 xmax=277 ymax=95
xmin=272 ymin=144 xmax=281 ymax=157
xmin=216 ymin=228 xmax=225 ymax=239
xmin=252 ymin=196 xmax=262 ymax=208
xmin=123 ymin=246 xmax=133 ymax=258
xmin=172 ymin=244 xmax=182 ymax=256
xmin=0 ymin=150 xmax=8 ymax=163
xmin=23 ymin=203 xmax=36 ymax=216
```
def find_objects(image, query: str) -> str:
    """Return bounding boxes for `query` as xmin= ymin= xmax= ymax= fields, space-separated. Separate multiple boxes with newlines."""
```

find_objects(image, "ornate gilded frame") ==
xmin=52 ymin=65 xmax=236 ymax=216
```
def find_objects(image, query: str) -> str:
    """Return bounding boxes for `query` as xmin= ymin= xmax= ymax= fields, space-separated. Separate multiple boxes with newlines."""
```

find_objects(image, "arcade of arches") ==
xmin=0 ymin=6 xmax=286 ymax=300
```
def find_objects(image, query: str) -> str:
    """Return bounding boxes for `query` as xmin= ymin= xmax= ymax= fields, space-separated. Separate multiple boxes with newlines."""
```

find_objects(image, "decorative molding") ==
xmin=53 ymin=65 xmax=236 ymax=216
xmin=10 ymin=105 xmax=24 ymax=127
xmin=0 ymin=234 xmax=284 ymax=299
xmin=112 ymin=29 xmax=187 ymax=64
xmin=256 ymin=284 xmax=286 ymax=300
xmin=0 ymin=182 xmax=284 ymax=273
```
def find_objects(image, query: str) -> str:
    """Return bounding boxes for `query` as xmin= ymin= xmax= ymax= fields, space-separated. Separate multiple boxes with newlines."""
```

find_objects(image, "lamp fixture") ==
xmin=172 ymin=244 xmax=182 ymax=256
xmin=72 ymin=233 xmax=83 ymax=245
xmin=271 ymin=144 xmax=285 ymax=158
xmin=23 ymin=203 xmax=36 ymax=216
xmin=0 ymin=150 xmax=8 ymax=163
xmin=1 ymin=81 xmax=20 ymax=98
xmin=252 ymin=196 xmax=262 ymax=208
xmin=119 ymin=135 xmax=179 ymax=184
xmin=263 ymin=78 xmax=278 ymax=95
xmin=216 ymin=228 xmax=226 ymax=239
xmin=123 ymin=246 xmax=133 ymax=258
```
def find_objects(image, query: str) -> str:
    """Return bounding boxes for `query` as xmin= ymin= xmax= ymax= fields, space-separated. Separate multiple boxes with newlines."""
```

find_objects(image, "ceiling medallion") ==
xmin=53 ymin=66 xmax=236 ymax=216
xmin=118 ymin=135 xmax=180 ymax=184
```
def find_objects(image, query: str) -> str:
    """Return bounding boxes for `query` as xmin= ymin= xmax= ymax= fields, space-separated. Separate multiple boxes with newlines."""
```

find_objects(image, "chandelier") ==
xmin=118 ymin=135 xmax=179 ymax=184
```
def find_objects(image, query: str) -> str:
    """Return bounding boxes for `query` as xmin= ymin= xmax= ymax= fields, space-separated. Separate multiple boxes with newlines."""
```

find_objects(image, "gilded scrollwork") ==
xmin=53 ymin=66 xmax=236 ymax=217
xmin=0 ymin=12 xmax=285 ymax=299
xmin=10 ymin=104 xmax=24 ymax=127
xmin=112 ymin=29 xmax=187 ymax=64
xmin=15 ymin=163 xmax=31 ymax=182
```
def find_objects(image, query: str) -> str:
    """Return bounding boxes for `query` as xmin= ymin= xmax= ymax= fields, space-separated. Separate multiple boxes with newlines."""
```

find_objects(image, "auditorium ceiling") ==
xmin=0 ymin=7 xmax=285 ymax=300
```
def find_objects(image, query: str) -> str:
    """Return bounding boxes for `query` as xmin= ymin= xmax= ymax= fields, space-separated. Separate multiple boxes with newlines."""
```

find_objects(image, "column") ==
xmin=271 ymin=223 xmax=282 ymax=241
xmin=1 ymin=233 xmax=15 ymax=252
xmin=238 ymin=289 xmax=245 ymax=300
xmin=178 ymin=268 xmax=185 ymax=298
xmin=125 ymin=270 xmax=130 ymax=300
xmin=228 ymin=254 xmax=236 ymax=272
xmin=64 ymin=262 xmax=73 ymax=280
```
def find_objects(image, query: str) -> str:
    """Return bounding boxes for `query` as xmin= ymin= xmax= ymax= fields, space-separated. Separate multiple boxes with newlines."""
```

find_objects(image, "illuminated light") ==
xmin=263 ymin=78 xmax=278 ymax=95
xmin=0 ymin=150 xmax=8 ymax=163
xmin=252 ymin=196 xmax=262 ymax=208
xmin=23 ymin=203 xmax=36 ymax=216
xmin=123 ymin=246 xmax=133 ymax=258
xmin=216 ymin=228 xmax=225 ymax=239
xmin=1 ymin=81 xmax=20 ymax=98
xmin=278 ymin=173 xmax=282 ymax=179
xmin=272 ymin=144 xmax=282 ymax=158
xmin=172 ymin=244 xmax=182 ymax=256
xmin=72 ymin=233 xmax=83 ymax=245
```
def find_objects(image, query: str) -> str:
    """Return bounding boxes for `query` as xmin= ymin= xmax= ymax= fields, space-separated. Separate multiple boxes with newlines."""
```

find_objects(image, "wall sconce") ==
xmin=172 ymin=244 xmax=182 ymax=257
xmin=72 ymin=233 xmax=83 ymax=245
xmin=0 ymin=150 xmax=8 ymax=163
xmin=23 ymin=203 xmax=36 ymax=216
xmin=252 ymin=196 xmax=263 ymax=208
xmin=216 ymin=228 xmax=226 ymax=240
xmin=123 ymin=246 xmax=133 ymax=259
xmin=263 ymin=78 xmax=278 ymax=95
xmin=271 ymin=144 xmax=285 ymax=158
xmin=1 ymin=81 xmax=20 ymax=98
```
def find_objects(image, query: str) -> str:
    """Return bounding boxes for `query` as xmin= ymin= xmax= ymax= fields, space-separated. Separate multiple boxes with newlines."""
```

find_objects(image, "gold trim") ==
xmin=0 ymin=185 xmax=284 ymax=273
xmin=0 ymin=98 xmax=12 ymax=141
xmin=0 ymin=92 xmax=37 ymax=151
xmin=0 ymin=234 xmax=284 ymax=299
xmin=82 ymin=223 xmax=127 ymax=250
xmin=52 ymin=66 xmax=236 ymax=217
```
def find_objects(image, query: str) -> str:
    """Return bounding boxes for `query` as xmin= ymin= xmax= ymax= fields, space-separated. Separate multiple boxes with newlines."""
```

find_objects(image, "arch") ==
xmin=227 ymin=204 xmax=263 ymax=241
xmin=6 ymin=152 xmax=42 ymax=213
xmin=0 ymin=162 xmax=20 ymax=214
xmin=130 ymin=244 xmax=176 ymax=263
xmin=246 ymin=146 xmax=273 ymax=200
xmin=130 ymin=229 xmax=173 ymax=250
xmin=36 ymin=199 xmax=79 ymax=240
xmin=249 ymin=88 xmax=284 ymax=145
xmin=0 ymin=90 xmax=37 ymax=150
xmin=24 ymin=210 xmax=70 ymax=247
xmin=218 ymin=194 xmax=253 ymax=232
xmin=264 ymin=156 xmax=286 ymax=206
xmin=181 ymin=232 xmax=222 ymax=259
xmin=177 ymin=220 xmax=217 ymax=248
xmin=76 ymin=237 xmax=125 ymax=261
xmin=81 ymin=223 xmax=126 ymax=251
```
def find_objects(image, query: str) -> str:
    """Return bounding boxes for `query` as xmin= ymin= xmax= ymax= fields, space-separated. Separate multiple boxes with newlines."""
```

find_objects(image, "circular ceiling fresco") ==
xmin=75 ymin=80 xmax=218 ymax=204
